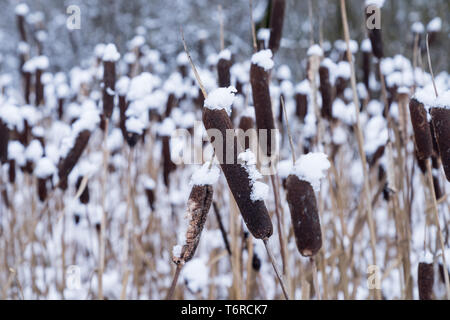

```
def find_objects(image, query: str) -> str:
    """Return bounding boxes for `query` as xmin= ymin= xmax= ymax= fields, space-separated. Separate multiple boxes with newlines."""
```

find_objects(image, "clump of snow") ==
xmin=332 ymin=126 xmax=347 ymax=145
xmin=365 ymin=0 xmax=385 ymax=8
xmin=427 ymin=17 xmax=442 ymax=32
xmin=127 ymin=72 xmax=156 ymax=101
xmin=307 ymin=44 xmax=324 ymax=57
xmin=176 ymin=52 xmax=189 ymax=66
xmin=277 ymin=65 xmax=291 ymax=80
xmin=34 ymin=56 xmax=49 ymax=70
xmin=251 ymin=49 xmax=274 ymax=71
xmin=142 ymin=176 xmax=156 ymax=190
xmin=364 ymin=115 xmax=388 ymax=155
xmin=35 ymin=157 xmax=56 ymax=178
xmin=125 ymin=117 xmax=145 ymax=135
xmin=295 ymin=80 xmax=310 ymax=95
xmin=158 ymin=118 xmax=176 ymax=136
xmin=421 ymin=251 xmax=434 ymax=264
xmin=414 ymin=87 xmax=449 ymax=109
xmin=102 ymin=43 xmax=121 ymax=62
xmin=204 ymin=86 xmax=237 ymax=115
xmin=172 ymin=245 xmax=182 ymax=258
xmin=238 ymin=149 xmax=269 ymax=202
xmin=15 ymin=3 xmax=29 ymax=16
xmin=94 ymin=43 xmax=106 ymax=58
xmin=8 ymin=141 xmax=25 ymax=165
xmin=25 ymin=140 xmax=44 ymax=163
xmin=293 ymin=152 xmax=331 ymax=192
xmin=333 ymin=99 xmax=356 ymax=125
xmin=218 ymin=49 xmax=231 ymax=61
xmin=190 ymin=162 xmax=220 ymax=186
xmin=277 ymin=160 xmax=294 ymax=179
xmin=411 ymin=22 xmax=425 ymax=34
xmin=257 ymin=28 xmax=270 ymax=48
xmin=57 ymin=83 xmax=70 ymax=99
xmin=182 ymin=258 xmax=208 ymax=293
xmin=241 ymin=106 xmax=255 ymax=119
xmin=336 ymin=61 xmax=351 ymax=80
xmin=116 ymin=76 xmax=130 ymax=96
xmin=361 ymin=39 xmax=372 ymax=53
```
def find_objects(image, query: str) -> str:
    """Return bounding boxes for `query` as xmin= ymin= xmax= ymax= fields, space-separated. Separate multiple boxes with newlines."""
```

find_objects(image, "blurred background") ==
xmin=0 ymin=0 xmax=448 ymax=81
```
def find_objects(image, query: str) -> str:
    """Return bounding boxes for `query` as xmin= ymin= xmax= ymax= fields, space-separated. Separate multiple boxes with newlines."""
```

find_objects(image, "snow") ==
xmin=218 ymin=49 xmax=231 ymax=61
xmin=71 ymin=102 xmax=100 ymax=134
xmin=25 ymin=140 xmax=44 ymax=163
xmin=190 ymin=162 xmax=220 ymax=186
xmin=204 ymin=86 xmax=237 ymax=115
xmin=241 ymin=106 xmax=255 ymax=119
xmin=0 ymin=103 xmax=23 ymax=130
xmin=35 ymin=157 xmax=57 ymax=178
xmin=35 ymin=56 xmax=50 ymax=70
xmin=158 ymin=118 xmax=176 ymax=136
xmin=411 ymin=22 xmax=425 ymax=34
xmin=142 ymin=176 xmax=156 ymax=190
xmin=333 ymin=98 xmax=356 ymax=125
xmin=251 ymin=49 xmax=274 ymax=71
xmin=277 ymin=160 xmax=294 ymax=179
xmin=421 ymin=251 xmax=434 ymax=264
xmin=295 ymin=80 xmax=310 ymax=95
xmin=365 ymin=0 xmax=385 ymax=8
xmin=257 ymin=28 xmax=271 ymax=47
xmin=414 ymin=87 xmax=449 ymax=109
xmin=292 ymin=153 xmax=330 ymax=192
xmin=332 ymin=126 xmax=347 ymax=145
xmin=427 ymin=17 xmax=442 ymax=32
xmin=336 ymin=61 xmax=351 ymax=80
xmin=361 ymin=39 xmax=372 ymax=53
xmin=126 ymin=72 xmax=156 ymax=101
xmin=364 ymin=115 xmax=388 ymax=156
xmin=8 ymin=141 xmax=25 ymax=165
xmin=57 ymin=83 xmax=70 ymax=98
xmin=116 ymin=76 xmax=130 ymax=96
xmin=102 ymin=43 xmax=121 ymax=62
xmin=15 ymin=3 xmax=29 ymax=16
xmin=94 ymin=43 xmax=106 ymax=58
xmin=277 ymin=65 xmax=291 ymax=80
xmin=182 ymin=258 xmax=208 ymax=293
xmin=172 ymin=245 xmax=182 ymax=258
xmin=238 ymin=150 xmax=268 ymax=202
xmin=125 ymin=117 xmax=145 ymax=135
xmin=307 ymin=44 xmax=324 ymax=57
xmin=176 ymin=52 xmax=189 ymax=66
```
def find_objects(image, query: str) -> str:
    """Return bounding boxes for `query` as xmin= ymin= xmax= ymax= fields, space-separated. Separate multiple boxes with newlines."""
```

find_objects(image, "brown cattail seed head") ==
xmin=58 ymin=130 xmax=91 ymax=186
xmin=102 ymin=61 xmax=116 ymax=118
xmin=286 ymin=175 xmax=322 ymax=257
xmin=0 ymin=121 xmax=8 ymax=163
xmin=409 ymin=99 xmax=432 ymax=160
xmin=250 ymin=62 xmax=276 ymax=157
xmin=202 ymin=107 xmax=273 ymax=240
xmin=319 ymin=66 xmax=334 ymax=120
xmin=268 ymin=0 xmax=286 ymax=54
xmin=217 ymin=52 xmax=232 ymax=88
xmin=173 ymin=184 xmax=213 ymax=265
xmin=418 ymin=262 xmax=434 ymax=300
xmin=430 ymin=107 xmax=450 ymax=181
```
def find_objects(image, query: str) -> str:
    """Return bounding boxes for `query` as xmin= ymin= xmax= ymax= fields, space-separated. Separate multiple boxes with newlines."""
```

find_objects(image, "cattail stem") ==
xmin=340 ymin=0 xmax=379 ymax=300
xmin=281 ymin=96 xmax=295 ymax=164
xmin=263 ymin=239 xmax=290 ymax=300
xmin=249 ymin=0 xmax=257 ymax=52
xmin=310 ymin=257 xmax=321 ymax=300
xmin=425 ymin=34 xmax=438 ymax=98
xmin=218 ymin=5 xmax=225 ymax=51
xmin=166 ymin=264 xmax=183 ymax=300
xmin=425 ymin=159 xmax=450 ymax=299
xmin=270 ymin=174 xmax=288 ymax=276
xmin=213 ymin=201 xmax=232 ymax=256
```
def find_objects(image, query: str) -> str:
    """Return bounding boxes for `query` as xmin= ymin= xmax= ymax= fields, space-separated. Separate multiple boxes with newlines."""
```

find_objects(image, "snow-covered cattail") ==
xmin=142 ymin=176 xmax=156 ymax=211
xmin=426 ymin=17 xmax=442 ymax=46
xmin=409 ymin=97 xmax=432 ymax=161
xmin=268 ymin=0 xmax=286 ymax=55
xmin=418 ymin=261 xmax=434 ymax=300
xmin=203 ymin=88 xmax=273 ymax=239
xmin=177 ymin=52 xmax=189 ymax=78
xmin=125 ymin=117 xmax=145 ymax=148
xmin=250 ymin=50 xmax=276 ymax=157
xmin=217 ymin=49 xmax=232 ymax=88
xmin=58 ymin=108 xmax=99 ymax=186
xmin=361 ymin=39 xmax=372 ymax=92
xmin=34 ymin=56 xmax=49 ymax=106
xmin=429 ymin=91 xmax=450 ymax=181
xmin=116 ymin=76 xmax=130 ymax=139
xmin=0 ymin=120 xmax=8 ymax=163
xmin=35 ymin=157 xmax=56 ymax=202
xmin=335 ymin=61 xmax=351 ymax=98
xmin=15 ymin=4 xmax=29 ymax=43
xmin=102 ymin=44 xmax=120 ymax=119
xmin=172 ymin=162 xmax=218 ymax=265
xmin=22 ymin=59 xmax=34 ymax=105
xmin=238 ymin=107 xmax=255 ymax=150
xmin=365 ymin=0 xmax=384 ymax=59
xmin=159 ymin=118 xmax=176 ymax=188
xmin=319 ymin=59 xmax=335 ymax=120
xmin=56 ymin=83 xmax=70 ymax=120
xmin=285 ymin=153 xmax=330 ymax=257
xmin=295 ymin=80 xmax=309 ymax=122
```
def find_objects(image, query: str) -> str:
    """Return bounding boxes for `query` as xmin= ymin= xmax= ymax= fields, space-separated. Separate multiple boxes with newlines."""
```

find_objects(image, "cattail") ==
xmin=159 ymin=118 xmax=177 ymax=188
xmin=102 ymin=44 xmax=120 ymax=119
xmin=56 ymin=83 xmax=70 ymax=120
xmin=361 ymin=39 xmax=372 ymax=92
xmin=217 ymin=49 xmax=232 ymax=88
xmin=418 ymin=262 xmax=434 ymax=300
xmin=409 ymin=98 xmax=432 ymax=160
xmin=177 ymin=52 xmax=189 ymax=78
xmin=35 ymin=157 xmax=56 ymax=202
xmin=238 ymin=107 xmax=256 ymax=151
xmin=0 ymin=120 xmax=8 ymax=164
xmin=125 ymin=117 xmax=145 ymax=148
xmin=426 ymin=17 xmax=442 ymax=46
xmin=319 ymin=64 xmax=334 ymax=120
xmin=203 ymin=88 xmax=273 ymax=239
xmin=250 ymin=50 xmax=276 ymax=157
xmin=365 ymin=2 xmax=384 ymax=59
xmin=429 ymin=95 xmax=450 ymax=181
xmin=15 ymin=4 xmax=29 ymax=43
xmin=268 ymin=0 xmax=286 ymax=54
xmin=172 ymin=163 xmax=218 ymax=265
xmin=116 ymin=76 xmax=130 ymax=139
xmin=76 ymin=176 xmax=90 ymax=204
xmin=58 ymin=130 xmax=91 ymax=186
xmin=295 ymin=80 xmax=310 ymax=123
xmin=285 ymin=153 xmax=330 ymax=257
xmin=143 ymin=177 xmax=156 ymax=211
xmin=34 ymin=56 xmax=49 ymax=106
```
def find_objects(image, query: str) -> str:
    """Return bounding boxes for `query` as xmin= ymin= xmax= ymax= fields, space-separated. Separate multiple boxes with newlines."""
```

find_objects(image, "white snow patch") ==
xmin=204 ymin=86 xmax=237 ymax=115
xmin=251 ymin=49 xmax=274 ymax=71
xmin=190 ymin=162 xmax=220 ymax=186
xmin=293 ymin=152 xmax=331 ymax=192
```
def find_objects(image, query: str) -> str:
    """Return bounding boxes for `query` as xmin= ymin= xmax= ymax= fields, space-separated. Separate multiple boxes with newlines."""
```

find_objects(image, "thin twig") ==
xmin=425 ymin=34 xmax=438 ymax=98
xmin=263 ymin=239 xmax=290 ymax=300
xmin=249 ymin=0 xmax=257 ymax=52
xmin=280 ymin=96 xmax=296 ymax=165
xmin=166 ymin=264 xmax=183 ymax=300
xmin=213 ymin=201 xmax=232 ymax=256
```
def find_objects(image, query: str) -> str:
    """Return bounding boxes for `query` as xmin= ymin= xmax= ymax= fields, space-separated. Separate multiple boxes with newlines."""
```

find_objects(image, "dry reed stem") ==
xmin=263 ymin=239 xmax=290 ymax=300
xmin=340 ymin=0 xmax=379 ymax=299
xmin=249 ymin=0 xmax=257 ymax=52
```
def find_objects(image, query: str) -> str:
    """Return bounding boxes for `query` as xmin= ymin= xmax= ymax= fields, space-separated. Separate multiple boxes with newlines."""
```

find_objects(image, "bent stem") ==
xmin=166 ymin=264 xmax=183 ymax=300
xmin=263 ymin=239 xmax=290 ymax=300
